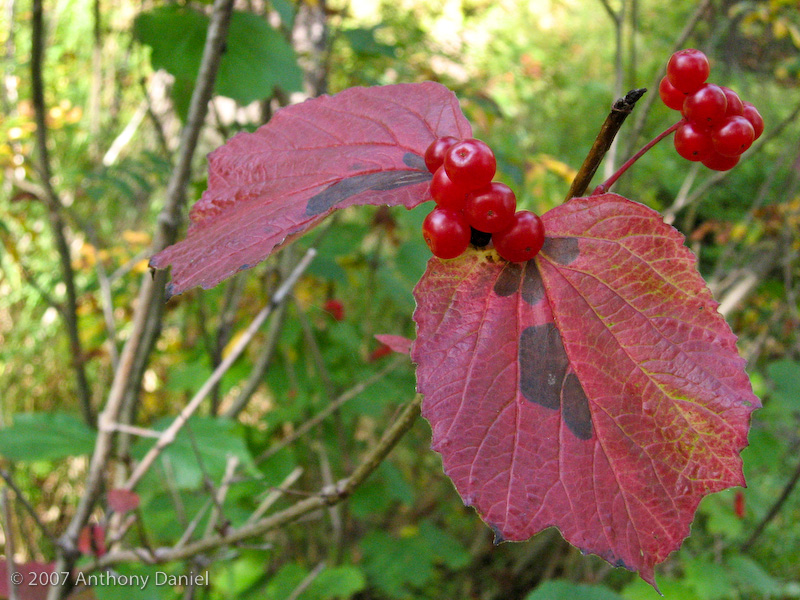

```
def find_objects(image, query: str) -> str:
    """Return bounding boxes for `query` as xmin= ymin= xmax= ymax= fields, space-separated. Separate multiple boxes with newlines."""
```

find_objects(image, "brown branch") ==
xmin=77 ymin=393 xmax=422 ymax=572
xmin=31 ymin=0 xmax=94 ymax=427
xmin=0 ymin=468 xmax=55 ymax=546
xmin=564 ymin=88 xmax=646 ymax=201
xmin=46 ymin=0 xmax=236 ymax=596
xmin=2 ymin=489 xmax=20 ymax=600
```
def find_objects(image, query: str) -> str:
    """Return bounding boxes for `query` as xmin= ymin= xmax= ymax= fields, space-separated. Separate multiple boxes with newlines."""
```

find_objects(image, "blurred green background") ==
xmin=1 ymin=0 xmax=800 ymax=598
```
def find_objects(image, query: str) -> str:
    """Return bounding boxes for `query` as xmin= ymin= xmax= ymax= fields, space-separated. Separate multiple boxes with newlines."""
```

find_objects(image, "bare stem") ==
xmin=31 ymin=0 xmax=94 ymax=427
xmin=564 ymin=88 xmax=647 ymax=201
xmin=122 ymin=248 xmax=316 ymax=491
xmin=593 ymin=120 xmax=681 ymax=195
xmin=77 ymin=394 xmax=422 ymax=572
xmin=742 ymin=452 xmax=800 ymax=552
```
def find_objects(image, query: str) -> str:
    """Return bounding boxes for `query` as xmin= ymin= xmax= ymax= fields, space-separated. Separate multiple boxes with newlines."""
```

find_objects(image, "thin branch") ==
xmin=257 ymin=356 xmax=404 ymax=463
xmin=0 ymin=468 xmax=55 ymax=545
xmin=203 ymin=456 xmax=239 ymax=538
xmin=2 ymin=489 xmax=20 ymax=600
xmin=31 ymin=0 xmax=94 ymax=427
xmin=286 ymin=561 xmax=326 ymax=600
xmin=47 ymin=0 xmax=237 ymax=595
xmin=741 ymin=453 xmax=800 ymax=552
xmin=246 ymin=467 xmax=304 ymax=524
xmin=78 ymin=394 xmax=422 ymax=571
xmin=564 ymin=88 xmax=647 ymax=200
xmin=122 ymin=248 xmax=316 ymax=491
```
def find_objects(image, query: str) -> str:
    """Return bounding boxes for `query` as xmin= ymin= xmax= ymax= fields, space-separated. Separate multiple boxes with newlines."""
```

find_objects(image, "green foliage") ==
xmin=0 ymin=413 xmax=97 ymax=461
xmin=133 ymin=7 xmax=302 ymax=118
xmin=525 ymin=580 xmax=626 ymax=600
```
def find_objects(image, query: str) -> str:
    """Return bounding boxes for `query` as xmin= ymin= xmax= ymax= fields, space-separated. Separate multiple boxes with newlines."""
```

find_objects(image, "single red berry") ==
xmin=712 ymin=115 xmax=755 ymax=157
xmin=444 ymin=138 xmax=496 ymax=190
xmin=493 ymin=210 xmax=545 ymax=263
xmin=742 ymin=102 xmax=764 ymax=139
xmin=424 ymin=136 xmax=459 ymax=173
xmin=430 ymin=165 xmax=470 ymax=211
xmin=720 ymin=86 xmax=744 ymax=116
xmin=464 ymin=182 xmax=517 ymax=233
xmin=666 ymin=49 xmax=710 ymax=94
xmin=659 ymin=76 xmax=688 ymax=111
xmin=674 ymin=121 xmax=714 ymax=161
xmin=682 ymin=83 xmax=728 ymax=127
xmin=701 ymin=151 xmax=740 ymax=171
xmin=422 ymin=208 xmax=471 ymax=259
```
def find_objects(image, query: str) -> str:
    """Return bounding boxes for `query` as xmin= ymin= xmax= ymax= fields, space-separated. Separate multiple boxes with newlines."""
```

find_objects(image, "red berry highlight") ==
xmin=430 ymin=165 xmax=469 ymax=211
xmin=682 ymin=83 xmax=727 ymax=127
xmin=674 ymin=121 xmax=713 ymax=161
xmin=667 ymin=49 xmax=710 ymax=94
xmin=444 ymin=138 xmax=496 ymax=190
xmin=701 ymin=151 xmax=740 ymax=172
xmin=422 ymin=208 xmax=471 ymax=259
xmin=659 ymin=76 xmax=687 ymax=111
xmin=712 ymin=115 xmax=755 ymax=157
xmin=742 ymin=102 xmax=764 ymax=139
xmin=424 ymin=136 xmax=459 ymax=174
xmin=493 ymin=210 xmax=545 ymax=263
xmin=464 ymin=182 xmax=517 ymax=233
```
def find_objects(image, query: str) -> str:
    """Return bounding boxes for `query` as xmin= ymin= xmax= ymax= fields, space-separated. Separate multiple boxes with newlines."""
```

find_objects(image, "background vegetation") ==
xmin=1 ymin=0 xmax=800 ymax=598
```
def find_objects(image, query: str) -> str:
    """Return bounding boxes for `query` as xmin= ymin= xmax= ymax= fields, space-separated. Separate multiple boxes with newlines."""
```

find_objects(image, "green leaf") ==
xmin=767 ymin=359 xmax=800 ymax=410
xmin=727 ymin=556 xmax=782 ymax=596
xmin=683 ymin=558 xmax=735 ymax=600
xmin=418 ymin=521 xmax=470 ymax=570
xmin=133 ymin=7 xmax=302 ymax=111
xmin=0 ymin=413 xmax=96 ymax=461
xmin=301 ymin=566 xmax=366 ymax=599
xmin=264 ymin=563 xmax=306 ymax=600
xmin=131 ymin=417 xmax=257 ymax=489
xmin=526 ymin=580 xmax=625 ymax=600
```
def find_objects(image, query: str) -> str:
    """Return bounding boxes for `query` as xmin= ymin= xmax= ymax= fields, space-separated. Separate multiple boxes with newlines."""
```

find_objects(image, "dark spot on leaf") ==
xmin=519 ymin=323 xmax=570 ymax=410
xmin=542 ymin=237 xmax=579 ymax=265
xmin=493 ymin=261 xmax=522 ymax=296
xmin=237 ymin=263 xmax=251 ymax=272
xmin=305 ymin=169 xmax=432 ymax=216
xmin=490 ymin=524 xmax=506 ymax=545
xmin=402 ymin=152 xmax=427 ymax=170
xmin=349 ymin=163 xmax=366 ymax=171
xmin=521 ymin=261 xmax=544 ymax=305
xmin=562 ymin=373 xmax=592 ymax=440
xmin=164 ymin=283 xmax=175 ymax=301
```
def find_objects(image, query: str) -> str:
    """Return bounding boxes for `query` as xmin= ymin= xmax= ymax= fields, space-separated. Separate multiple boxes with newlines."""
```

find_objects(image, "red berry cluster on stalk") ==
xmin=421 ymin=137 xmax=545 ymax=263
xmin=659 ymin=49 xmax=764 ymax=171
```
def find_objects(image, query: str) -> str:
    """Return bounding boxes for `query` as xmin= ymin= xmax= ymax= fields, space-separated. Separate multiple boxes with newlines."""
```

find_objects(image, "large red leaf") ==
xmin=411 ymin=193 xmax=759 ymax=585
xmin=150 ymin=82 xmax=471 ymax=296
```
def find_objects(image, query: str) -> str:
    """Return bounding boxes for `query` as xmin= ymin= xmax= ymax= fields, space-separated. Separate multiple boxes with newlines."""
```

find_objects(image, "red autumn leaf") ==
xmin=374 ymin=334 xmax=413 ymax=356
xmin=77 ymin=524 xmax=107 ymax=557
xmin=411 ymin=193 xmax=759 ymax=586
xmin=0 ymin=561 xmax=55 ymax=600
xmin=323 ymin=299 xmax=345 ymax=321
xmin=107 ymin=488 xmax=141 ymax=514
xmin=150 ymin=82 xmax=471 ymax=296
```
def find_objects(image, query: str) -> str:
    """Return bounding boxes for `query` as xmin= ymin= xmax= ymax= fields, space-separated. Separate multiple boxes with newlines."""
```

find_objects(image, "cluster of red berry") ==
xmin=421 ymin=137 xmax=545 ymax=262
xmin=659 ymin=49 xmax=764 ymax=171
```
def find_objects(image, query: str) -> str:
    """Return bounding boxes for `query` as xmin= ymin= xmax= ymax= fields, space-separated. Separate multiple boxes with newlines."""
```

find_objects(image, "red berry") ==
xmin=493 ymin=211 xmax=545 ymax=263
xmin=667 ymin=49 xmax=710 ymax=93
xmin=701 ymin=151 xmax=740 ymax=171
xmin=444 ymin=138 xmax=496 ymax=190
xmin=674 ymin=121 xmax=713 ymax=161
xmin=464 ymin=182 xmax=517 ymax=233
xmin=682 ymin=84 xmax=727 ymax=127
xmin=742 ymin=102 xmax=764 ymax=139
xmin=712 ymin=115 xmax=755 ymax=157
xmin=424 ymin=136 xmax=459 ymax=173
xmin=659 ymin=76 xmax=687 ymax=111
xmin=720 ymin=86 xmax=744 ymax=116
xmin=422 ymin=208 xmax=470 ymax=259
xmin=430 ymin=166 xmax=469 ymax=211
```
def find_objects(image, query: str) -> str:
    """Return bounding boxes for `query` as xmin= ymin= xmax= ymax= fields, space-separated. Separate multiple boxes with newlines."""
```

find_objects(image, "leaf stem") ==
xmin=564 ymin=88 xmax=647 ymax=201
xmin=593 ymin=120 xmax=682 ymax=195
